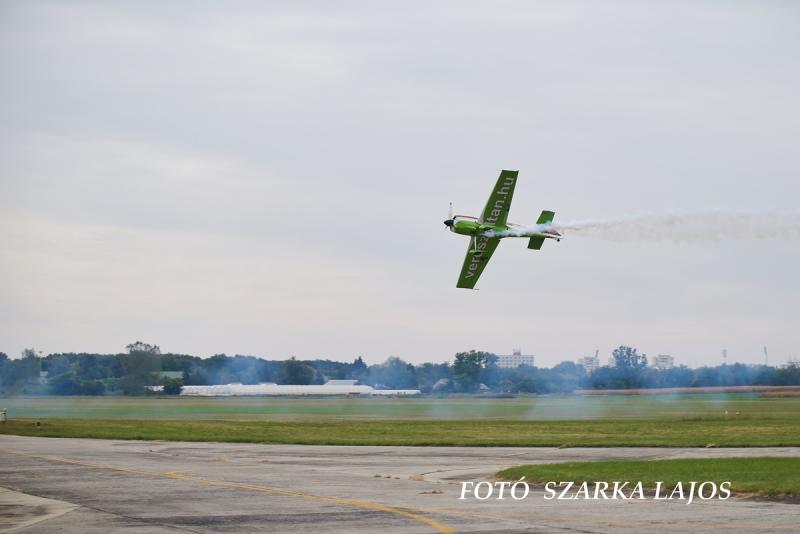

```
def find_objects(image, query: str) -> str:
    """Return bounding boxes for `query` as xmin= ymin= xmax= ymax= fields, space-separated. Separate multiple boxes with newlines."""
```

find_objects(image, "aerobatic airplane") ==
xmin=444 ymin=169 xmax=561 ymax=289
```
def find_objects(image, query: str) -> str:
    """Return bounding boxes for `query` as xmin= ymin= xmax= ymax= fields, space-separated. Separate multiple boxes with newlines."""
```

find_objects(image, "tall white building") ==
xmin=495 ymin=350 xmax=535 ymax=368
xmin=653 ymin=354 xmax=675 ymax=370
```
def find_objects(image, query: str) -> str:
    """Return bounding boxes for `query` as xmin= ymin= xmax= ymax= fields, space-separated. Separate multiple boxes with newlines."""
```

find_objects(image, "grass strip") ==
xmin=497 ymin=457 xmax=800 ymax=498
xmin=1 ymin=417 xmax=799 ymax=447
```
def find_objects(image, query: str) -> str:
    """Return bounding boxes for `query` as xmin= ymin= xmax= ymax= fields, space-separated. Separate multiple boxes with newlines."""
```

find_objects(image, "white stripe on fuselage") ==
xmin=484 ymin=227 xmax=561 ymax=239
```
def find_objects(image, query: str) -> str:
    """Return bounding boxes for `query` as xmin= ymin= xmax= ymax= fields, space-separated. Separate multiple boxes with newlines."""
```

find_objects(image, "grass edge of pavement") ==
xmin=497 ymin=457 xmax=800 ymax=498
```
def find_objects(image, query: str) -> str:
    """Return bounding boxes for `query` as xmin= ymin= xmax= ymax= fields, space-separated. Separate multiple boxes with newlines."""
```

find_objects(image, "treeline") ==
xmin=0 ymin=344 xmax=798 ymax=396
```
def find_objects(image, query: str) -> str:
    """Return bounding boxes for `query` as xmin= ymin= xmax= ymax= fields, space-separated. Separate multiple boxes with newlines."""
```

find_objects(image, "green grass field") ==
xmin=1 ymin=416 xmax=798 ymax=447
xmin=497 ymin=458 xmax=800 ymax=498
xmin=1 ymin=394 xmax=798 ymax=446
xmin=1 ymin=394 xmax=797 ymax=420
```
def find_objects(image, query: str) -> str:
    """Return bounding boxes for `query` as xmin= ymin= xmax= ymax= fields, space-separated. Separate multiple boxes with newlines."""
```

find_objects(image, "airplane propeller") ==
xmin=443 ymin=202 xmax=454 ymax=229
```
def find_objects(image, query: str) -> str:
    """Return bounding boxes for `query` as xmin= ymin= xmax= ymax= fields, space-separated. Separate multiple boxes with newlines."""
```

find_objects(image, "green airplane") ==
xmin=444 ymin=169 xmax=561 ymax=289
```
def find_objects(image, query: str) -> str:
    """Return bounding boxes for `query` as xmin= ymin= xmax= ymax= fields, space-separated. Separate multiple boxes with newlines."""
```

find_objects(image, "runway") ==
xmin=1 ymin=435 xmax=798 ymax=533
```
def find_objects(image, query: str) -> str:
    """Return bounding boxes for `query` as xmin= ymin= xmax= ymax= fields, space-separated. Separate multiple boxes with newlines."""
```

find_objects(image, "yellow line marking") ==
xmin=163 ymin=469 xmax=201 ymax=477
xmin=5 ymin=449 xmax=453 ymax=534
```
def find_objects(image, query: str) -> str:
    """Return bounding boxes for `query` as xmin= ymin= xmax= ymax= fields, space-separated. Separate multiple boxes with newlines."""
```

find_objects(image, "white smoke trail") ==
xmin=516 ymin=209 xmax=800 ymax=242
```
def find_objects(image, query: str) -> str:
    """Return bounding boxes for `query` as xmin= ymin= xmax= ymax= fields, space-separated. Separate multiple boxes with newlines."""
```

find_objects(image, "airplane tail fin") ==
xmin=528 ymin=210 xmax=555 ymax=250
xmin=535 ymin=210 xmax=555 ymax=225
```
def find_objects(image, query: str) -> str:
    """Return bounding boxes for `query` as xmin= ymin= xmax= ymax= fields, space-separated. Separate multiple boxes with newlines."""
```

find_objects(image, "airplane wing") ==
xmin=479 ymin=169 xmax=518 ymax=227
xmin=456 ymin=235 xmax=501 ymax=289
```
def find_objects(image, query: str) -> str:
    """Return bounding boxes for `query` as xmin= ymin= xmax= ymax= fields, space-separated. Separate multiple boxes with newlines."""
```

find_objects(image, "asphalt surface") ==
xmin=1 ymin=435 xmax=798 ymax=533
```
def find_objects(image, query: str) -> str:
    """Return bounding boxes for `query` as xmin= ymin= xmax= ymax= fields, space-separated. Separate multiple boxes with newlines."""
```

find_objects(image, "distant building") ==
xmin=653 ymin=354 xmax=674 ymax=370
xmin=577 ymin=355 xmax=600 ymax=373
xmin=174 ymin=382 xmax=420 ymax=397
xmin=495 ymin=350 xmax=535 ymax=368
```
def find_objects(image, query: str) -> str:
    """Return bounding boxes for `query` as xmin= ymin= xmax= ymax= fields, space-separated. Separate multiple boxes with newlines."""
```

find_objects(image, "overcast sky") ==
xmin=1 ymin=1 xmax=798 ymax=367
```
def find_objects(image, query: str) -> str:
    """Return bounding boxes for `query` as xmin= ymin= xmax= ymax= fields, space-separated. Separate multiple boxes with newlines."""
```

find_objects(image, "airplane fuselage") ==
xmin=447 ymin=215 xmax=562 ymax=241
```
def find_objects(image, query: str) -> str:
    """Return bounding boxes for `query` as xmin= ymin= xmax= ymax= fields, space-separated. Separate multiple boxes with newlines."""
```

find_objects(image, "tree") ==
xmin=78 ymin=354 xmax=104 ymax=380
xmin=415 ymin=362 xmax=452 ymax=393
xmin=453 ymin=351 xmax=497 ymax=392
xmin=125 ymin=341 xmax=161 ymax=355
xmin=48 ymin=372 xmax=81 ymax=395
xmin=17 ymin=348 xmax=42 ymax=384
xmin=162 ymin=377 xmax=183 ymax=395
xmin=776 ymin=362 xmax=800 ymax=385
xmin=280 ymin=357 xmax=315 ymax=385
xmin=366 ymin=356 xmax=417 ymax=389
xmin=184 ymin=366 xmax=209 ymax=385
xmin=46 ymin=354 xmax=74 ymax=377
xmin=610 ymin=346 xmax=648 ymax=388
xmin=119 ymin=342 xmax=162 ymax=395
xmin=0 ymin=352 xmax=9 ymax=386
xmin=205 ymin=354 xmax=236 ymax=384
xmin=352 ymin=356 xmax=368 ymax=382
xmin=549 ymin=361 xmax=586 ymax=393
xmin=499 ymin=365 xmax=537 ymax=393
xmin=611 ymin=346 xmax=647 ymax=369
xmin=80 ymin=380 xmax=106 ymax=395
xmin=479 ymin=354 xmax=500 ymax=390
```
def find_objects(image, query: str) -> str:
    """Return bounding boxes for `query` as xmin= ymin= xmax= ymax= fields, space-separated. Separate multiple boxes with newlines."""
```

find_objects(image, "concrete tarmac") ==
xmin=1 ymin=435 xmax=798 ymax=533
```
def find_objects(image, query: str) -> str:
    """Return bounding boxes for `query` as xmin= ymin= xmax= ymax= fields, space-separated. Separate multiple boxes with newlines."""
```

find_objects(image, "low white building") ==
xmin=176 ymin=381 xmax=420 ymax=397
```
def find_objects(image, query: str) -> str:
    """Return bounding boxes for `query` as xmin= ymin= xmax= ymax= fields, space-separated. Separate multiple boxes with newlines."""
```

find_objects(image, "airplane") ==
xmin=444 ymin=169 xmax=561 ymax=289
